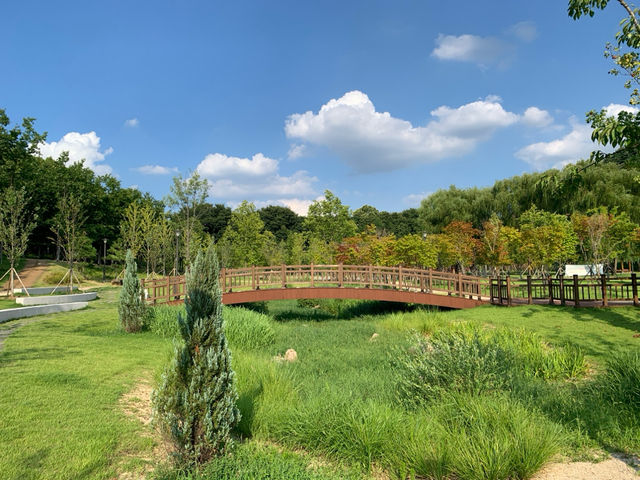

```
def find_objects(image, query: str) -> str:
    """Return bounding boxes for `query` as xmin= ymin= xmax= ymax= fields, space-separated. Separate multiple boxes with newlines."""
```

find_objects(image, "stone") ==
xmin=284 ymin=348 xmax=298 ymax=362
xmin=370 ymin=332 xmax=379 ymax=341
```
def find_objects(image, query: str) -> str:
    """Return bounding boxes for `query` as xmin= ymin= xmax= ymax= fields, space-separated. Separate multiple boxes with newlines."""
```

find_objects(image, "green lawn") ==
xmin=1 ymin=293 xmax=639 ymax=480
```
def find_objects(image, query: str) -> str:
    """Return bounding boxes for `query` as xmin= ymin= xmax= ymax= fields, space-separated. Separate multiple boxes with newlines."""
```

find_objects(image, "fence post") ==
xmin=548 ymin=276 xmax=554 ymax=305
xmin=166 ymin=276 xmax=170 ymax=303
xmin=397 ymin=266 xmax=403 ymax=290
xmin=526 ymin=275 xmax=532 ymax=305
xmin=559 ymin=275 xmax=565 ymax=306
xmin=221 ymin=268 xmax=226 ymax=292
xmin=427 ymin=270 xmax=432 ymax=293
xmin=338 ymin=263 xmax=344 ymax=288
xmin=573 ymin=275 xmax=580 ymax=307
xmin=368 ymin=264 xmax=373 ymax=288
xmin=506 ymin=275 xmax=512 ymax=306
xmin=497 ymin=276 xmax=503 ymax=305
xmin=458 ymin=272 xmax=463 ymax=297
xmin=281 ymin=264 xmax=286 ymax=288
xmin=310 ymin=263 xmax=314 ymax=288
xmin=632 ymin=273 xmax=639 ymax=306
xmin=420 ymin=269 xmax=425 ymax=292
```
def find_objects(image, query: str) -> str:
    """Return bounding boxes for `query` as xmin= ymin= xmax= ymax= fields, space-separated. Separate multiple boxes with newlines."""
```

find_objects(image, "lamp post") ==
xmin=174 ymin=230 xmax=180 ymax=276
xmin=102 ymin=239 xmax=107 ymax=282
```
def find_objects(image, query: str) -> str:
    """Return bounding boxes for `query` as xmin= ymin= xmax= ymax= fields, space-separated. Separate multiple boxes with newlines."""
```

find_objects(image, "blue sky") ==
xmin=1 ymin=0 xmax=633 ymax=214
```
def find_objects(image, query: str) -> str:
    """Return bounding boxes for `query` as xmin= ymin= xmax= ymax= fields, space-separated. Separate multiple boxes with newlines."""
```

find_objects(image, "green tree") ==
xmin=152 ymin=244 xmax=240 ymax=466
xmin=51 ymin=193 xmax=87 ymax=290
xmin=304 ymin=190 xmax=357 ymax=243
xmin=0 ymin=186 xmax=37 ymax=294
xmin=219 ymin=201 xmax=267 ymax=267
xmin=259 ymin=205 xmax=302 ymax=241
xmin=198 ymin=203 xmax=232 ymax=241
xmin=392 ymin=234 xmax=438 ymax=268
xmin=165 ymin=172 xmax=209 ymax=267
xmin=118 ymin=249 xmax=147 ymax=333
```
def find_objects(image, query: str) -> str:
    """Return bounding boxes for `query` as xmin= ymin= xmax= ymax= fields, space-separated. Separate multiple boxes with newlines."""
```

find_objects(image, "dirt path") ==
xmin=533 ymin=454 xmax=640 ymax=480
xmin=1 ymin=259 xmax=54 ymax=291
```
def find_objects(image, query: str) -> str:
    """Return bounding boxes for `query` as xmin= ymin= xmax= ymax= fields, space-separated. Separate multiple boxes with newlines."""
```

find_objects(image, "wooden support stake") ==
xmin=632 ymin=273 xmax=639 ymax=307
xmin=573 ymin=275 xmax=580 ymax=307
xmin=601 ymin=274 xmax=608 ymax=307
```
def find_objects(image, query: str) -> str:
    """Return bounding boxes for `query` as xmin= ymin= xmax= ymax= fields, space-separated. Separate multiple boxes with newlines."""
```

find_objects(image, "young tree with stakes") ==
xmin=152 ymin=243 xmax=240 ymax=467
xmin=0 ymin=186 xmax=36 ymax=295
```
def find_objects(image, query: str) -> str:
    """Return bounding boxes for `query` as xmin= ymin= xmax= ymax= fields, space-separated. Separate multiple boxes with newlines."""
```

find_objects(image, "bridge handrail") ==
xmin=141 ymin=264 xmax=489 ymax=305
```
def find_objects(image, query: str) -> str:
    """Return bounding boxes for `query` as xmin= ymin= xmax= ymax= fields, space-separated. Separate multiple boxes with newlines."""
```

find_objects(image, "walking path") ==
xmin=1 ymin=259 xmax=53 ymax=291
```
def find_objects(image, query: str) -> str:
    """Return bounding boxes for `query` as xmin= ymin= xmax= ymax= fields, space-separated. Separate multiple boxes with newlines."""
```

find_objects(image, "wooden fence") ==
xmin=141 ymin=264 xmax=489 ymax=305
xmin=490 ymin=274 xmax=640 ymax=307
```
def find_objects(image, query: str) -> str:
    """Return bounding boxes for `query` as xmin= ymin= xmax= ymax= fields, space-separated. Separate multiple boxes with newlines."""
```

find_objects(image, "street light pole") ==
xmin=102 ymin=238 xmax=107 ymax=282
xmin=175 ymin=230 xmax=180 ymax=276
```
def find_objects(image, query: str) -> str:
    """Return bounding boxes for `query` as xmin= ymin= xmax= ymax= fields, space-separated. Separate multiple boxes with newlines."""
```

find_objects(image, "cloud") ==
xmin=603 ymin=103 xmax=638 ymax=117
xmin=432 ymin=33 xmax=512 ymax=66
xmin=196 ymin=152 xmax=317 ymax=200
xmin=515 ymin=121 xmax=594 ymax=170
xmin=134 ymin=165 xmax=179 ymax=175
xmin=38 ymin=131 xmax=113 ymax=175
xmin=521 ymin=107 xmax=553 ymax=128
xmin=403 ymin=192 xmax=433 ymax=207
xmin=232 ymin=198 xmax=315 ymax=216
xmin=285 ymin=90 xmax=527 ymax=173
xmin=287 ymin=143 xmax=308 ymax=160
xmin=507 ymin=21 xmax=537 ymax=43
xmin=124 ymin=118 xmax=139 ymax=128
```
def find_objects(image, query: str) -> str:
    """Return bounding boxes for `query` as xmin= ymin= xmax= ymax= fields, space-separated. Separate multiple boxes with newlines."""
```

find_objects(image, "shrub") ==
xmin=118 ymin=250 xmax=147 ymax=333
xmin=153 ymin=244 xmax=240 ymax=466
xmin=224 ymin=307 xmax=275 ymax=350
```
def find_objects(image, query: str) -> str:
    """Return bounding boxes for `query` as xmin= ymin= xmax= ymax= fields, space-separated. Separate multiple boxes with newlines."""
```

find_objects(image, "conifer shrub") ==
xmin=118 ymin=249 xmax=147 ymax=333
xmin=152 ymin=244 xmax=240 ymax=467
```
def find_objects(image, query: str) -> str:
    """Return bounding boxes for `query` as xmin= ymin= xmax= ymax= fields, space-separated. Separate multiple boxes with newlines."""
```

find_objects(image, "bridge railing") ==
xmin=490 ymin=274 xmax=640 ymax=307
xmin=142 ymin=264 xmax=490 ymax=305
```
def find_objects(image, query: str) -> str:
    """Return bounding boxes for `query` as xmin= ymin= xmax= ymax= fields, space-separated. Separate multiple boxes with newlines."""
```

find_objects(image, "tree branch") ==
xmin=618 ymin=0 xmax=640 ymax=34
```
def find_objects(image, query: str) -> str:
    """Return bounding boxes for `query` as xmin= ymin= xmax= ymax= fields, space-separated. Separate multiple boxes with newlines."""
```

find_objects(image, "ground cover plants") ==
xmin=1 ymin=290 xmax=639 ymax=479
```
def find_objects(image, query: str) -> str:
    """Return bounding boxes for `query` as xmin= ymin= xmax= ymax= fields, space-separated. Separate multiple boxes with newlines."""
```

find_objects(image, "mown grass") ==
xmin=1 ymin=293 xmax=639 ymax=479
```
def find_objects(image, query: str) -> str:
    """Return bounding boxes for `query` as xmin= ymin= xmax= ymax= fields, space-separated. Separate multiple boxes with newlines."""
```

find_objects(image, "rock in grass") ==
xmin=284 ymin=349 xmax=298 ymax=362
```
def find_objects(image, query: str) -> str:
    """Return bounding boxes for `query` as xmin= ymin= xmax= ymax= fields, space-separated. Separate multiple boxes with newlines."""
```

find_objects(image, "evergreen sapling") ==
xmin=118 ymin=249 xmax=147 ymax=332
xmin=152 ymin=244 xmax=240 ymax=466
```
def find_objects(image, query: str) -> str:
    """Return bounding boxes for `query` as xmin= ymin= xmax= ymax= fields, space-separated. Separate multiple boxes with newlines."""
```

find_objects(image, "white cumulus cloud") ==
xmin=287 ymin=143 xmax=308 ymax=160
xmin=134 ymin=165 xmax=179 ymax=175
xmin=124 ymin=118 xmax=139 ymax=128
xmin=507 ymin=21 xmax=538 ymax=43
xmin=603 ymin=103 xmax=639 ymax=117
xmin=432 ymin=33 xmax=511 ymax=66
xmin=285 ymin=90 xmax=528 ymax=173
xmin=38 ymin=131 xmax=113 ymax=175
xmin=521 ymin=107 xmax=553 ymax=128
xmin=196 ymin=152 xmax=317 ymax=201
xmin=515 ymin=122 xmax=594 ymax=170
xmin=403 ymin=192 xmax=433 ymax=207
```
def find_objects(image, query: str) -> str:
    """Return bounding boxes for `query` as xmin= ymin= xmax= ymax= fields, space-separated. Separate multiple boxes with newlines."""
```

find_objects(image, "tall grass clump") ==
xmin=224 ymin=307 xmax=275 ymax=349
xmin=397 ymin=328 xmax=586 ymax=406
xmin=149 ymin=304 xmax=275 ymax=350
xmin=596 ymin=351 xmax=640 ymax=413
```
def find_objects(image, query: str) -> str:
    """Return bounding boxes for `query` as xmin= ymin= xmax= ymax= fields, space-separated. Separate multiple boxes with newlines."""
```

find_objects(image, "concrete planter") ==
xmin=15 ymin=292 xmax=97 ymax=306
xmin=13 ymin=286 xmax=79 ymax=295
xmin=0 ymin=302 xmax=89 ymax=324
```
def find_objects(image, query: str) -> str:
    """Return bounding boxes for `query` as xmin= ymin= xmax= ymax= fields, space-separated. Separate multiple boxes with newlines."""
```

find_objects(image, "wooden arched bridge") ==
xmin=141 ymin=265 xmax=640 ymax=309
xmin=142 ymin=264 xmax=489 ymax=309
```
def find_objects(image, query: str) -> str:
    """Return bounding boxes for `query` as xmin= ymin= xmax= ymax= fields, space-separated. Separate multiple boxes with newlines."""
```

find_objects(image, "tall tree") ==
xmin=304 ymin=190 xmax=357 ymax=244
xmin=165 ymin=172 xmax=209 ymax=267
xmin=218 ymin=201 xmax=267 ymax=267
xmin=153 ymin=244 xmax=240 ymax=466
xmin=258 ymin=205 xmax=302 ymax=241
xmin=51 ymin=193 xmax=87 ymax=290
xmin=0 ymin=186 xmax=36 ymax=294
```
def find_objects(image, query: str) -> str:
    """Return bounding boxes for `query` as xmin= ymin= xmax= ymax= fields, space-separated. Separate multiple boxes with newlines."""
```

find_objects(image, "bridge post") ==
xmin=573 ymin=275 xmax=580 ymax=307
xmin=497 ymin=276 xmax=503 ymax=305
xmin=310 ymin=263 xmax=314 ymax=288
xmin=428 ymin=270 xmax=432 ymax=293
xmin=368 ymin=264 xmax=373 ymax=288
xmin=548 ymin=276 xmax=554 ymax=305
xmin=601 ymin=274 xmax=608 ymax=307
xmin=457 ymin=272 xmax=463 ymax=297
xmin=559 ymin=275 xmax=565 ymax=306
xmin=398 ymin=266 xmax=403 ymax=290
xmin=221 ymin=268 xmax=226 ymax=292
xmin=166 ymin=276 xmax=170 ymax=304
xmin=420 ymin=269 xmax=425 ymax=292
xmin=338 ymin=263 xmax=343 ymax=288
xmin=506 ymin=275 xmax=512 ymax=306
xmin=632 ymin=273 xmax=639 ymax=306
xmin=526 ymin=275 xmax=532 ymax=305
xmin=281 ymin=264 xmax=286 ymax=288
